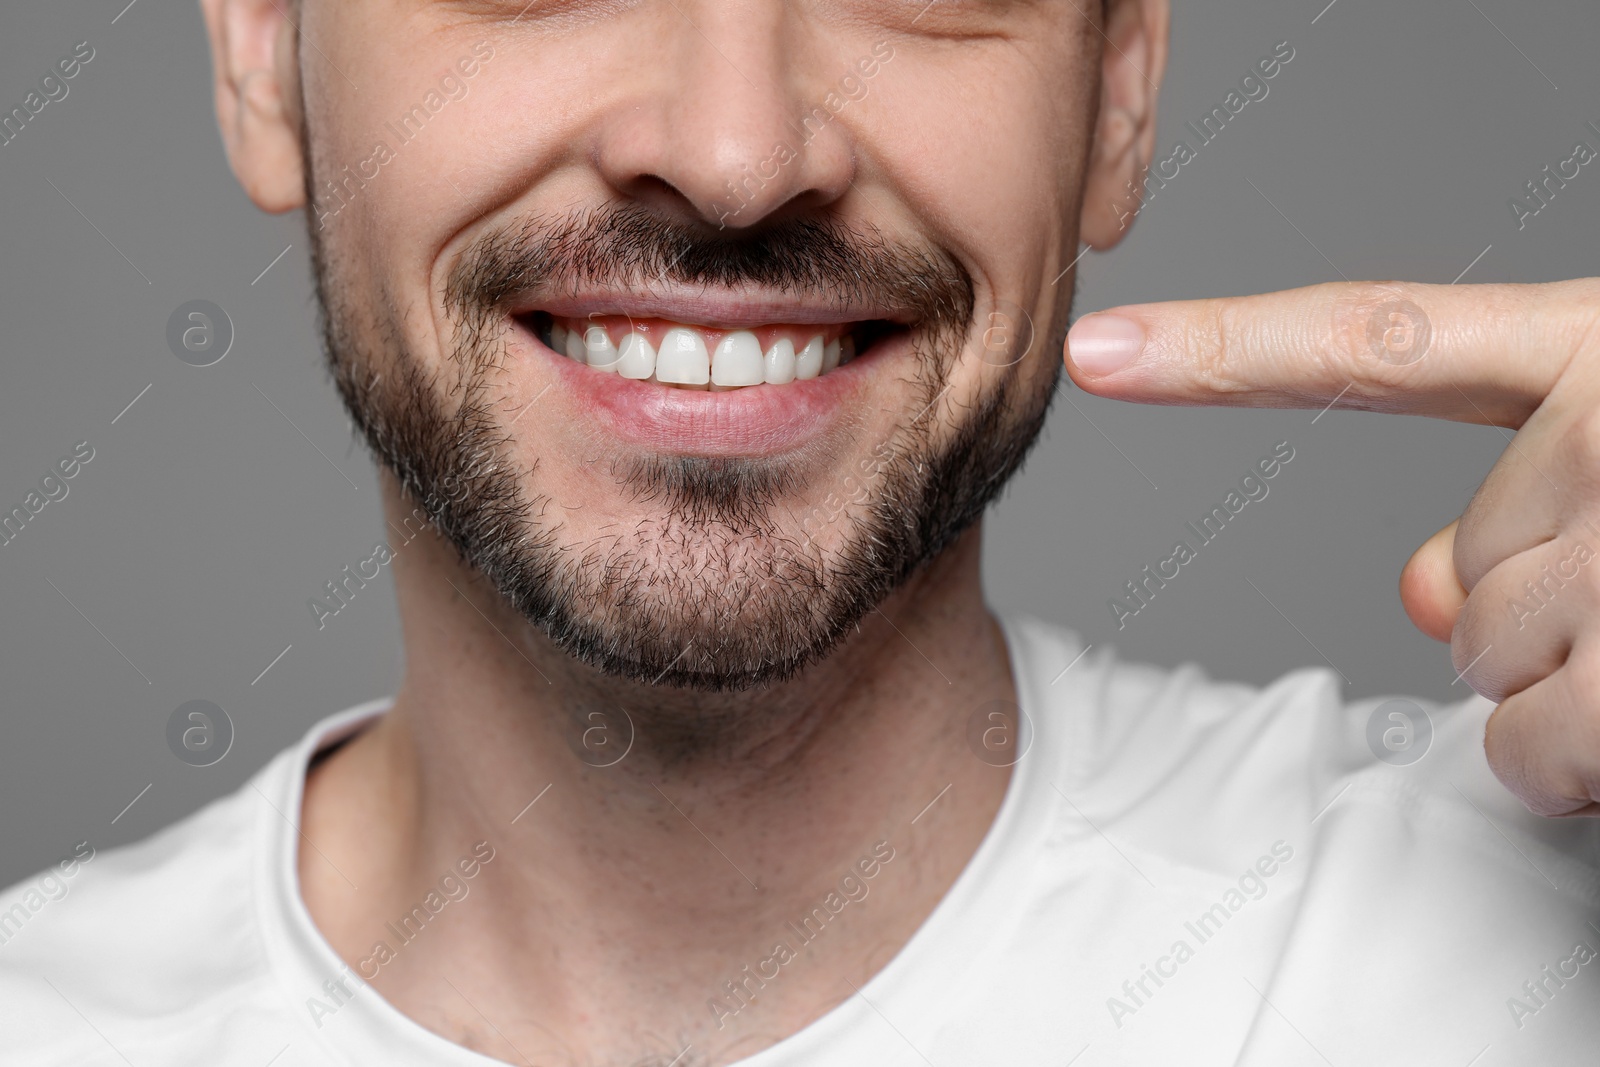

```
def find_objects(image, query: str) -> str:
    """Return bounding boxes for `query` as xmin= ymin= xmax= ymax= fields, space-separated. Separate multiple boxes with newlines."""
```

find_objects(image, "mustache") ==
xmin=443 ymin=205 xmax=975 ymax=338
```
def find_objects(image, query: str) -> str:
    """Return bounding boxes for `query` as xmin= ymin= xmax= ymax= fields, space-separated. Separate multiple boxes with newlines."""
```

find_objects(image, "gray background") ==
xmin=1 ymin=0 xmax=1595 ymax=887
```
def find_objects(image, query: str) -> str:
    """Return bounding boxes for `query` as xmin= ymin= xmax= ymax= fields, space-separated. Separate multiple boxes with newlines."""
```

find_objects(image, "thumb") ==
xmin=1399 ymin=519 xmax=1467 ymax=643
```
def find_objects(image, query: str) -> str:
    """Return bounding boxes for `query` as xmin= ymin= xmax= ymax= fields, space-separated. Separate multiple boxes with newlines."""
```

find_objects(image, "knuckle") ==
xmin=1330 ymin=281 xmax=1428 ymax=376
xmin=1451 ymin=598 xmax=1487 ymax=661
xmin=1451 ymin=591 xmax=1500 ymax=680
xmin=1483 ymin=695 xmax=1591 ymax=817
xmin=1178 ymin=302 xmax=1252 ymax=396
xmin=1549 ymin=657 xmax=1600 ymax=802
xmin=1482 ymin=698 xmax=1538 ymax=796
xmin=1450 ymin=568 xmax=1561 ymax=704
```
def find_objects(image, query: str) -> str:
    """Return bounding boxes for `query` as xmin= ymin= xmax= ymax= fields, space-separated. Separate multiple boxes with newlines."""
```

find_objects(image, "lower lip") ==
xmin=508 ymin=321 xmax=893 ymax=456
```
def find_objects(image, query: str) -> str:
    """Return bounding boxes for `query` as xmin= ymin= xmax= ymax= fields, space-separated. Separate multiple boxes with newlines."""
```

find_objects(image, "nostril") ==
xmin=614 ymin=173 xmax=707 ymax=225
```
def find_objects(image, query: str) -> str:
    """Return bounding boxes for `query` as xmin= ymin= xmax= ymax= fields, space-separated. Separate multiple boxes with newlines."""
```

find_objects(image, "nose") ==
xmin=592 ymin=2 xmax=856 ymax=230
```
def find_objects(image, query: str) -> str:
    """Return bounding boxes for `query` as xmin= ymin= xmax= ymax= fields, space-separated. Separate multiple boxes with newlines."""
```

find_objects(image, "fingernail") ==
xmin=1067 ymin=314 xmax=1145 ymax=375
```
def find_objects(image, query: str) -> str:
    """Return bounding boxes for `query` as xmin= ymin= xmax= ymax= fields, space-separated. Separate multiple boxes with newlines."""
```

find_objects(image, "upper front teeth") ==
xmin=616 ymin=333 xmax=655 ymax=380
xmin=657 ymin=327 xmax=711 ymax=385
xmin=546 ymin=320 xmax=853 ymax=388
xmin=711 ymin=332 xmax=764 ymax=387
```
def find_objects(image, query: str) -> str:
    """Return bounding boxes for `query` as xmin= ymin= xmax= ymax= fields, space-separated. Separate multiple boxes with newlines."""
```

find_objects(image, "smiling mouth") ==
xmin=520 ymin=312 xmax=905 ymax=390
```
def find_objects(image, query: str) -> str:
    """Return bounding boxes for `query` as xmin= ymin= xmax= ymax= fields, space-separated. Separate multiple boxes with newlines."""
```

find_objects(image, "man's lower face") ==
xmin=311 ymin=191 xmax=1058 ymax=692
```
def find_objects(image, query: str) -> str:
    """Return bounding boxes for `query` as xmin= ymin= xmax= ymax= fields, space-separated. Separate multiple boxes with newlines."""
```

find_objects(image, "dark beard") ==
xmin=306 ymin=200 xmax=1058 ymax=691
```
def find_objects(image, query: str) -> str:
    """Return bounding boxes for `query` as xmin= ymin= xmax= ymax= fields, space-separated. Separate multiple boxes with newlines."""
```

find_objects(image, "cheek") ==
xmin=872 ymin=73 xmax=1070 ymax=251
xmin=303 ymin=16 xmax=533 ymax=360
xmin=861 ymin=43 xmax=1093 ymax=345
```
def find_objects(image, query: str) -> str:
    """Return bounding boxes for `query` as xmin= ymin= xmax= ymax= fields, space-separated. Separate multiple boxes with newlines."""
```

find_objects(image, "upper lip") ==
xmin=504 ymin=285 xmax=912 ymax=329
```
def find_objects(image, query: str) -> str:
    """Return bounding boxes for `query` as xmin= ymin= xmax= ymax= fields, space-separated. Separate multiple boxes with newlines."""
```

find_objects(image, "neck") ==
xmin=299 ymin=472 xmax=1018 ymax=1063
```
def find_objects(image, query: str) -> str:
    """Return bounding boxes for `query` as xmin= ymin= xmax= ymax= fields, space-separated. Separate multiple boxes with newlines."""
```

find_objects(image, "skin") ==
xmin=1067 ymin=279 xmax=1600 ymax=818
xmin=203 ymin=0 xmax=1600 ymax=1062
xmin=201 ymin=0 xmax=1169 ymax=1063
xmin=208 ymin=0 xmax=1600 ymax=1059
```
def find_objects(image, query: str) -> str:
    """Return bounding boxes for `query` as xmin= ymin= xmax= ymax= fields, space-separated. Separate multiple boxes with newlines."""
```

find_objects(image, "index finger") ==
xmin=1063 ymin=279 xmax=1600 ymax=427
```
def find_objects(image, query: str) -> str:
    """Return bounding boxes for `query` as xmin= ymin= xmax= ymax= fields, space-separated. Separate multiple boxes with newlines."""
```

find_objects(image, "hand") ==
xmin=1063 ymin=278 xmax=1600 ymax=816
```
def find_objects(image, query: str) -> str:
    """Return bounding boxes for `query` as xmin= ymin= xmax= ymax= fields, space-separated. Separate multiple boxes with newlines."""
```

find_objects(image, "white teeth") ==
xmin=616 ymin=333 xmax=656 ymax=380
xmin=822 ymin=338 xmax=841 ymax=374
xmin=711 ymin=331 xmax=765 ymax=387
xmin=584 ymin=326 xmax=620 ymax=372
xmin=763 ymin=338 xmax=796 ymax=384
xmin=655 ymin=327 xmax=711 ymax=385
xmin=553 ymin=321 xmax=857 ymax=388
xmin=794 ymin=336 xmax=824 ymax=379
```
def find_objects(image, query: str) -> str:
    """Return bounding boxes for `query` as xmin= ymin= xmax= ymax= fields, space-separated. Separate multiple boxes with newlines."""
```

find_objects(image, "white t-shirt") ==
xmin=4 ymin=616 xmax=1599 ymax=1065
